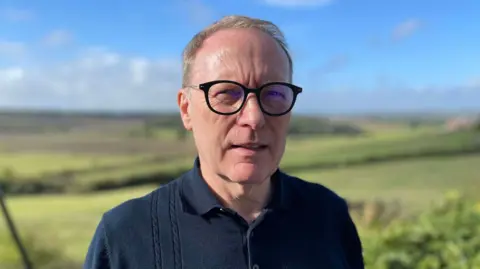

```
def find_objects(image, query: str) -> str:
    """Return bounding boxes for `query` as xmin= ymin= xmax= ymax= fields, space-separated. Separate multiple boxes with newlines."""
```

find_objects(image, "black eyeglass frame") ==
xmin=193 ymin=80 xmax=303 ymax=116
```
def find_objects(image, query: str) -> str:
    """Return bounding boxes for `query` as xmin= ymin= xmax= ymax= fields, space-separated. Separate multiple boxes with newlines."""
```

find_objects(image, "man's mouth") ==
xmin=230 ymin=143 xmax=268 ymax=150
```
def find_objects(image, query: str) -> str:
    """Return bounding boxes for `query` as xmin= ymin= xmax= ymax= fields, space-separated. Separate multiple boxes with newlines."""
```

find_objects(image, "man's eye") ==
xmin=266 ymin=90 xmax=284 ymax=98
xmin=218 ymin=89 xmax=242 ymax=97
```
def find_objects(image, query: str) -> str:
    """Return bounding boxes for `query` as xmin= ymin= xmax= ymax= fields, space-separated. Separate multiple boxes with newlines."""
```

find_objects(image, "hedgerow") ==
xmin=363 ymin=192 xmax=480 ymax=269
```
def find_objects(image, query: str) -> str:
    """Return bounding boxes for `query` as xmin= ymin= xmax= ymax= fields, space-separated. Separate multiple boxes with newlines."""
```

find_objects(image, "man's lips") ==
xmin=230 ymin=143 xmax=268 ymax=150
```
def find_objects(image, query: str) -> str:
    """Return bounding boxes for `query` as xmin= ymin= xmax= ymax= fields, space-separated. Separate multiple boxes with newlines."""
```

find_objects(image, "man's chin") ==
xmin=227 ymin=162 xmax=270 ymax=184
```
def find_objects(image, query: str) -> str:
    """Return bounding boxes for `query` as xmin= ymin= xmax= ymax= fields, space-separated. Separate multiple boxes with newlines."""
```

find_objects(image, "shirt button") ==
xmin=252 ymin=264 xmax=259 ymax=269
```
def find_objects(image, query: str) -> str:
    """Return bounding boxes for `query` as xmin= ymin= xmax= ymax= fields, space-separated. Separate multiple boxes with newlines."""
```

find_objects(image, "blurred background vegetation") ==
xmin=0 ymin=110 xmax=479 ymax=268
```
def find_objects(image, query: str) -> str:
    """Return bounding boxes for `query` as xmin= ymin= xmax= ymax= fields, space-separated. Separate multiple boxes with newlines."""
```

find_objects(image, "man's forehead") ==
xmin=191 ymin=55 xmax=289 ymax=84
xmin=190 ymin=33 xmax=289 ymax=83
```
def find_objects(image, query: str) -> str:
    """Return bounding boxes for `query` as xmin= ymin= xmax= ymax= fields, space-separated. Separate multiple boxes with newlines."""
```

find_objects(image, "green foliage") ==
xmin=143 ymin=113 xmax=183 ymax=129
xmin=474 ymin=117 xmax=480 ymax=131
xmin=364 ymin=192 xmax=480 ymax=269
xmin=1 ymin=168 xmax=16 ymax=180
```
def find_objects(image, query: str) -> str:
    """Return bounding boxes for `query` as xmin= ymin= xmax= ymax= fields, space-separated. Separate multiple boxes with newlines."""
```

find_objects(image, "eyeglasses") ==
xmin=188 ymin=80 xmax=302 ymax=116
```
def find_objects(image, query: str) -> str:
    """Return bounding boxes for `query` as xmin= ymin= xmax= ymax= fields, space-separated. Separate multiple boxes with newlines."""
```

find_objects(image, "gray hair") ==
xmin=181 ymin=15 xmax=293 ymax=87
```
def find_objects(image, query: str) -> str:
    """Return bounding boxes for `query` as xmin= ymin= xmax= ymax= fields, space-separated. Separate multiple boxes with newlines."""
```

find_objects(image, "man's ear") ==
xmin=177 ymin=89 xmax=193 ymax=131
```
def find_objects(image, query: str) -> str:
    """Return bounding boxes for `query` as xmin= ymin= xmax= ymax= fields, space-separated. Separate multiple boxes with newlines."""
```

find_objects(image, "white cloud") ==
xmin=0 ymin=67 xmax=24 ymax=83
xmin=262 ymin=0 xmax=334 ymax=7
xmin=318 ymin=54 xmax=349 ymax=74
xmin=175 ymin=0 xmax=216 ymax=25
xmin=0 ymin=40 xmax=27 ymax=58
xmin=295 ymin=85 xmax=480 ymax=114
xmin=0 ymin=8 xmax=34 ymax=22
xmin=467 ymin=77 xmax=480 ymax=89
xmin=392 ymin=18 xmax=422 ymax=41
xmin=0 ymin=49 xmax=183 ymax=111
xmin=130 ymin=58 xmax=150 ymax=85
xmin=188 ymin=0 xmax=215 ymax=24
xmin=1 ymin=48 xmax=478 ymax=113
xmin=42 ymin=29 xmax=74 ymax=47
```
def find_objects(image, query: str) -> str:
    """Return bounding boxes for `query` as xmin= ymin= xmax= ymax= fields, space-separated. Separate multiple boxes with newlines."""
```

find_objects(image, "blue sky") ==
xmin=0 ymin=0 xmax=479 ymax=114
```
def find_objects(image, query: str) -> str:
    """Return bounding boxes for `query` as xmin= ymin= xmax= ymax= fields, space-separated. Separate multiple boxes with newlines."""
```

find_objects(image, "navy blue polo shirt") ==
xmin=84 ymin=158 xmax=364 ymax=269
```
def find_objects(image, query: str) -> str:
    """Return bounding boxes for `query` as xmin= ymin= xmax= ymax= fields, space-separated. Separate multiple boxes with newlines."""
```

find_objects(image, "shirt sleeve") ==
xmin=341 ymin=199 xmax=365 ymax=269
xmin=83 ymin=217 xmax=112 ymax=269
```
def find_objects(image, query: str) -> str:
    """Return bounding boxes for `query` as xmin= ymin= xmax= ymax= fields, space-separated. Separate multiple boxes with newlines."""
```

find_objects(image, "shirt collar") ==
xmin=180 ymin=157 xmax=292 ymax=215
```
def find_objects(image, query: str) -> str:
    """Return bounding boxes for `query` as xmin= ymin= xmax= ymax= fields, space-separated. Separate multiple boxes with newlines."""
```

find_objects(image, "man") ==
xmin=84 ymin=15 xmax=364 ymax=269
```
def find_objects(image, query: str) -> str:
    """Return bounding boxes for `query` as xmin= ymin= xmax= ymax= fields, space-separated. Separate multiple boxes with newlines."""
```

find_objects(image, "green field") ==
xmin=0 ymin=153 xmax=151 ymax=177
xmin=0 ymin=111 xmax=479 ymax=268
xmin=297 ymin=154 xmax=480 ymax=212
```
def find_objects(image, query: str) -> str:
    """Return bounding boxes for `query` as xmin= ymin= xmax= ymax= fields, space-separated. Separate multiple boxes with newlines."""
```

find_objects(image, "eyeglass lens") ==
xmin=207 ymin=82 xmax=295 ymax=114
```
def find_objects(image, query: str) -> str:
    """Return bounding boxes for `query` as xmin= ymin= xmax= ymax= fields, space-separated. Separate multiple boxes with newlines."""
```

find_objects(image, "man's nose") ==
xmin=236 ymin=94 xmax=265 ymax=129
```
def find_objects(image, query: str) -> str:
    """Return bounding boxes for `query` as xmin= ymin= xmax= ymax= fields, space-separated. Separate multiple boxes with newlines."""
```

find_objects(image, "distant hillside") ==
xmin=0 ymin=110 xmax=167 ymax=135
xmin=144 ymin=114 xmax=365 ymax=136
xmin=287 ymin=116 xmax=364 ymax=136
xmin=0 ymin=110 xmax=364 ymax=137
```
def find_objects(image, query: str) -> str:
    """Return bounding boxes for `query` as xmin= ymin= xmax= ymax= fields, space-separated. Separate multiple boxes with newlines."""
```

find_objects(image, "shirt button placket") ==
xmin=246 ymin=229 xmax=258 ymax=269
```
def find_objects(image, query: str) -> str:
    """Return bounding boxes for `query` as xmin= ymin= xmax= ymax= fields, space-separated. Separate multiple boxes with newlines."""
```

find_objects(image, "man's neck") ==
xmin=201 ymin=169 xmax=272 ymax=223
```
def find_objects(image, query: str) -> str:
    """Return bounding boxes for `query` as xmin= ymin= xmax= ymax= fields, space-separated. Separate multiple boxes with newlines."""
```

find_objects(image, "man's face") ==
xmin=178 ymin=28 xmax=293 ymax=185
